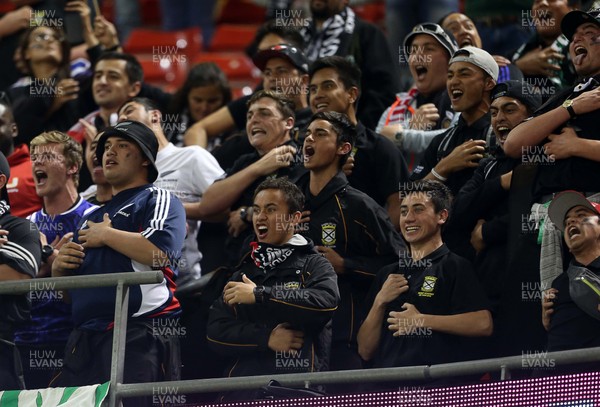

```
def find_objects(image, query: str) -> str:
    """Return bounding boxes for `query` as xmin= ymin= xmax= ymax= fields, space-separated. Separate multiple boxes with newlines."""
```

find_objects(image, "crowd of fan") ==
xmin=0 ymin=0 xmax=599 ymax=404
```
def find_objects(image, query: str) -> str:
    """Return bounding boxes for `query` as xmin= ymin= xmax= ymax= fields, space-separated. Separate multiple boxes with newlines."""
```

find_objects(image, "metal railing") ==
xmin=0 ymin=271 xmax=164 ymax=407
xmin=116 ymin=347 xmax=600 ymax=400
xmin=2 ymin=273 xmax=600 ymax=406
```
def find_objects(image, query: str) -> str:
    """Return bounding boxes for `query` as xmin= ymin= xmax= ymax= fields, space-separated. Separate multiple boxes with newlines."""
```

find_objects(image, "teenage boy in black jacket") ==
xmin=309 ymin=56 xmax=409 ymax=229
xmin=299 ymin=111 xmax=405 ymax=370
xmin=358 ymin=180 xmax=492 ymax=369
xmin=448 ymin=80 xmax=541 ymax=357
xmin=207 ymin=178 xmax=339 ymax=402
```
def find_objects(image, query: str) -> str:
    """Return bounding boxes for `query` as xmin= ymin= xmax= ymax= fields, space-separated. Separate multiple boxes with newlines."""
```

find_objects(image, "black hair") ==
xmin=119 ymin=97 xmax=161 ymax=115
xmin=400 ymin=180 xmax=453 ymax=217
xmin=309 ymin=111 xmax=356 ymax=166
xmin=246 ymin=19 xmax=305 ymax=58
xmin=17 ymin=26 xmax=71 ymax=80
xmin=0 ymin=93 xmax=13 ymax=111
xmin=169 ymin=62 xmax=232 ymax=118
xmin=254 ymin=177 xmax=305 ymax=213
xmin=96 ymin=52 xmax=144 ymax=84
xmin=309 ymin=56 xmax=361 ymax=90
xmin=438 ymin=12 xmax=458 ymax=27
xmin=309 ymin=56 xmax=361 ymax=106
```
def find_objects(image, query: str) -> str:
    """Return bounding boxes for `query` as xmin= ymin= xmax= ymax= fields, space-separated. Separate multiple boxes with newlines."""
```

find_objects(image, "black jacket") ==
xmin=0 ymin=201 xmax=41 ymax=340
xmin=300 ymin=172 xmax=405 ymax=345
xmin=350 ymin=122 xmax=409 ymax=207
xmin=411 ymin=113 xmax=493 ymax=196
xmin=207 ymin=236 xmax=339 ymax=379
xmin=528 ymin=75 xmax=600 ymax=202
xmin=448 ymin=150 xmax=519 ymax=305
xmin=350 ymin=18 xmax=401 ymax=130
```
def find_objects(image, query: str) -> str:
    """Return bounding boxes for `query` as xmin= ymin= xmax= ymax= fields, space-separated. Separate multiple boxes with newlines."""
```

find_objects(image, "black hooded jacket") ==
xmin=207 ymin=235 xmax=339 ymax=380
xmin=300 ymin=172 xmax=405 ymax=346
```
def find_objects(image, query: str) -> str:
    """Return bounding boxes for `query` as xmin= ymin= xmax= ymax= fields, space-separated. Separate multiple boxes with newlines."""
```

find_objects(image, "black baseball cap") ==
xmin=491 ymin=80 xmax=542 ymax=113
xmin=403 ymin=23 xmax=458 ymax=58
xmin=0 ymin=151 xmax=10 ymax=203
xmin=96 ymin=120 xmax=159 ymax=183
xmin=252 ymin=44 xmax=309 ymax=73
xmin=561 ymin=9 xmax=600 ymax=41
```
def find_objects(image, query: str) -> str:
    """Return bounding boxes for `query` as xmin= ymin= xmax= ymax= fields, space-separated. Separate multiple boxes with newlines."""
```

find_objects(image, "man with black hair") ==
xmin=68 ymin=52 xmax=145 ymax=145
xmin=309 ymin=56 xmax=410 ymax=229
xmin=52 ymin=120 xmax=186 ymax=392
xmin=410 ymin=46 xmax=498 ymax=196
xmin=358 ymin=180 xmax=492 ymax=368
xmin=449 ymin=80 xmax=542 ymax=357
xmin=117 ymin=97 xmax=224 ymax=285
xmin=68 ymin=52 xmax=150 ymax=193
xmin=300 ymin=111 xmax=405 ymax=370
xmin=301 ymin=0 xmax=400 ymax=129
xmin=0 ymin=151 xmax=42 ymax=390
xmin=207 ymin=177 xmax=339 ymax=401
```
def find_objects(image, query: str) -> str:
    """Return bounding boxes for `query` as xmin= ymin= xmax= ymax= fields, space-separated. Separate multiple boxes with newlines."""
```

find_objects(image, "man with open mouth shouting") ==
xmin=299 ymin=111 xmax=404 ymax=372
xmin=448 ymin=80 xmax=542 ymax=358
xmin=410 ymin=46 xmax=498 ymax=196
xmin=502 ymin=9 xmax=600 ymax=357
xmin=544 ymin=190 xmax=600 ymax=373
xmin=16 ymin=131 xmax=96 ymax=390
xmin=207 ymin=178 xmax=339 ymax=402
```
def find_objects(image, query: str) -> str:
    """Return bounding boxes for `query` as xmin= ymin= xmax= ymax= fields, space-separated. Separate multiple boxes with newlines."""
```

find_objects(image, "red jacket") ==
xmin=7 ymin=144 xmax=42 ymax=218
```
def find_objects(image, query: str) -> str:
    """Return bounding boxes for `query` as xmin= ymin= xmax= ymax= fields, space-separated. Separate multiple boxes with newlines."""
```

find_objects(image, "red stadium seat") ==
xmin=138 ymin=56 xmax=187 ymax=92
xmin=353 ymin=1 xmax=385 ymax=24
xmin=140 ymin=0 xmax=161 ymax=26
xmin=0 ymin=2 xmax=15 ymax=13
xmin=208 ymin=24 xmax=259 ymax=52
xmin=192 ymin=52 xmax=259 ymax=81
xmin=124 ymin=27 xmax=203 ymax=57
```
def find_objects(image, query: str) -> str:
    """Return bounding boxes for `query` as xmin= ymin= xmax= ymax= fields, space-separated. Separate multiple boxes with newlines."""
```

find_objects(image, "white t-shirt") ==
xmin=154 ymin=143 xmax=225 ymax=282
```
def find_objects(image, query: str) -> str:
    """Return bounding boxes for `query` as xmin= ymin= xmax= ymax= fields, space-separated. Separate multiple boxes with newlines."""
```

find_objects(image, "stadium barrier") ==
xmin=1 ymin=272 xmax=599 ymax=406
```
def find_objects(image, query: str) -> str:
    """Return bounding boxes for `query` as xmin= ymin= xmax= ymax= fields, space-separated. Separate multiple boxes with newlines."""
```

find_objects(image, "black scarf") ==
xmin=250 ymin=241 xmax=295 ymax=271
xmin=301 ymin=7 xmax=356 ymax=62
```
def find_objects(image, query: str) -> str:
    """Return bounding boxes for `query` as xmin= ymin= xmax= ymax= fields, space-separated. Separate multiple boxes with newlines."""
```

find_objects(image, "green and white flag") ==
xmin=0 ymin=382 xmax=109 ymax=407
